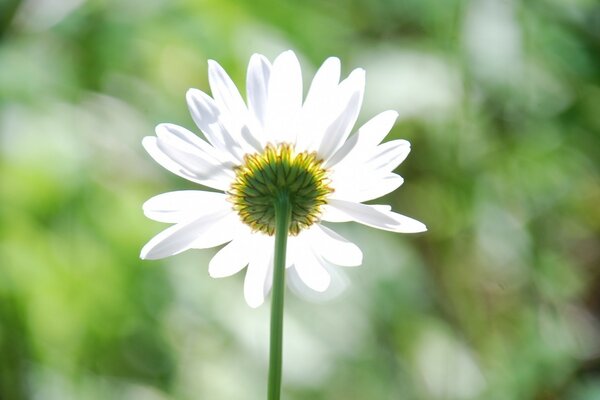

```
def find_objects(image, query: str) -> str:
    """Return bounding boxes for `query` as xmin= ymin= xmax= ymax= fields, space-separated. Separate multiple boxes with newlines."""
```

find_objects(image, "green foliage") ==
xmin=1 ymin=0 xmax=599 ymax=398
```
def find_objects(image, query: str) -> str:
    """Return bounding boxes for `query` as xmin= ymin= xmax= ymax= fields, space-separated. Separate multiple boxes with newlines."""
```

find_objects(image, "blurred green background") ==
xmin=1 ymin=0 xmax=599 ymax=399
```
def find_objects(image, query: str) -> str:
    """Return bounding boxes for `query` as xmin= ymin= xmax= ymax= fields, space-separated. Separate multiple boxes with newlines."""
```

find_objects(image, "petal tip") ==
xmin=327 ymin=56 xmax=341 ymax=65
xmin=141 ymin=136 xmax=157 ymax=150
xmin=386 ymin=110 xmax=399 ymax=120
xmin=249 ymin=53 xmax=269 ymax=65
xmin=208 ymin=260 xmax=226 ymax=279
xmin=352 ymin=68 xmax=366 ymax=78
xmin=154 ymin=123 xmax=169 ymax=134
xmin=185 ymin=88 xmax=196 ymax=98
xmin=245 ymin=297 xmax=264 ymax=309
xmin=140 ymin=241 xmax=161 ymax=260
xmin=139 ymin=246 xmax=150 ymax=260
xmin=410 ymin=221 xmax=427 ymax=233
xmin=276 ymin=49 xmax=299 ymax=64
xmin=356 ymin=254 xmax=364 ymax=266
xmin=314 ymin=277 xmax=332 ymax=293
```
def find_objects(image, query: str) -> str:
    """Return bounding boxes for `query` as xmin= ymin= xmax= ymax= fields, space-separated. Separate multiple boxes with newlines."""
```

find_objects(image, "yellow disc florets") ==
xmin=228 ymin=143 xmax=333 ymax=236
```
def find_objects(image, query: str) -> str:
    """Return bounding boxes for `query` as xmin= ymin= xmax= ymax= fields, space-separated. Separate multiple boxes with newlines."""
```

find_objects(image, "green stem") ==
xmin=268 ymin=193 xmax=291 ymax=400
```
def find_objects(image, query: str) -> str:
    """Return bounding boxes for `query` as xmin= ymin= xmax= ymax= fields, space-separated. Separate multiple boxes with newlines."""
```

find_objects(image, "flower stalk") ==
xmin=268 ymin=192 xmax=291 ymax=400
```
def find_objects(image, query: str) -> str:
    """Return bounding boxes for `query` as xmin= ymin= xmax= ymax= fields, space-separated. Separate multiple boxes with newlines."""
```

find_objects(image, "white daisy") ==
xmin=141 ymin=50 xmax=426 ymax=308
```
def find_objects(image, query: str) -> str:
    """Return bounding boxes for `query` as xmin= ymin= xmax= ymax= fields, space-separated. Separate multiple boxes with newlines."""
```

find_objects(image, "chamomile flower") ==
xmin=141 ymin=50 xmax=426 ymax=307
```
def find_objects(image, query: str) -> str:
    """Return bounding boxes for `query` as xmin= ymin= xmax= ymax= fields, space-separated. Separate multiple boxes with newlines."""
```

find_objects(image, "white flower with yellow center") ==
xmin=141 ymin=50 xmax=426 ymax=308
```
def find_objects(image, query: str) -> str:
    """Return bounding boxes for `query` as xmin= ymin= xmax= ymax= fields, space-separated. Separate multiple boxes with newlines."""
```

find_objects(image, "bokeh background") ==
xmin=1 ymin=0 xmax=599 ymax=399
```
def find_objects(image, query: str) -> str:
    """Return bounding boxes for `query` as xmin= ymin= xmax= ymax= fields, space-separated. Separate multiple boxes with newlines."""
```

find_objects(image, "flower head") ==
xmin=229 ymin=143 xmax=332 ymax=236
xmin=141 ymin=50 xmax=426 ymax=307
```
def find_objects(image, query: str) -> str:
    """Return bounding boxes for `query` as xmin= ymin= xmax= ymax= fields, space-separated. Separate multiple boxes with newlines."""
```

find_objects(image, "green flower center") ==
xmin=229 ymin=143 xmax=333 ymax=236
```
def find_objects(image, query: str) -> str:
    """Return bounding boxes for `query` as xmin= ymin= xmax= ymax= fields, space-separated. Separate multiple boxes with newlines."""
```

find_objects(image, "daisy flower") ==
xmin=141 ymin=50 xmax=426 ymax=308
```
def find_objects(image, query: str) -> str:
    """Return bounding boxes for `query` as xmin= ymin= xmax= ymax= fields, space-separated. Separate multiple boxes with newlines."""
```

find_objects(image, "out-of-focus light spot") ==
xmin=415 ymin=327 xmax=486 ymax=399
xmin=233 ymin=23 xmax=297 ymax=66
xmin=541 ymin=304 xmax=600 ymax=361
xmin=157 ymin=45 xmax=207 ymax=97
xmin=287 ymin=258 xmax=350 ymax=303
xmin=122 ymin=384 xmax=169 ymax=400
xmin=463 ymin=0 xmax=523 ymax=83
xmin=0 ymin=95 xmax=152 ymax=184
xmin=13 ymin=0 xmax=86 ymax=32
xmin=521 ymin=62 xmax=573 ymax=117
xmin=475 ymin=202 xmax=530 ymax=284
xmin=356 ymin=48 xmax=462 ymax=121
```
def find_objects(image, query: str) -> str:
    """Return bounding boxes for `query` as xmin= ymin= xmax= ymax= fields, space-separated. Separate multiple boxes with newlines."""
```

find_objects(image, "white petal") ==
xmin=355 ymin=174 xmax=404 ymax=202
xmin=320 ymin=204 xmax=353 ymax=222
xmin=286 ymin=264 xmax=309 ymax=297
xmin=246 ymin=53 xmax=271 ymax=131
xmin=286 ymin=235 xmax=300 ymax=269
xmin=186 ymin=89 xmax=246 ymax=162
xmin=307 ymin=225 xmax=363 ymax=267
xmin=365 ymin=139 xmax=411 ymax=173
xmin=326 ymin=110 xmax=399 ymax=168
xmin=304 ymin=57 xmax=341 ymax=108
xmin=322 ymin=203 xmax=393 ymax=222
xmin=330 ymin=172 xmax=404 ymax=203
xmin=143 ymin=136 xmax=204 ymax=185
xmin=155 ymin=123 xmax=231 ymax=166
xmin=143 ymin=190 xmax=228 ymax=223
xmin=185 ymin=89 xmax=230 ymax=151
xmin=208 ymin=59 xmax=249 ymax=121
xmin=318 ymin=68 xmax=365 ymax=160
xmin=328 ymin=138 xmax=409 ymax=203
xmin=293 ymin=239 xmax=331 ymax=292
xmin=265 ymin=50 xmax=302 ymax=143
xmin=155 ymin=136 xmax=233 ymax=191
xmin=143 ymin=136 xmax=231 ymax=190
xmin=190 ymin=213 xmax=241 ymax=249
xmin=323 ymin=129 xmax=359 ymax=168
xmin=327 ymin=199 xmax=427 ymax=233
xmin=296 ymin=57 xmax=343 ymax=152
xmin=326 ymin=200 xmax=399 ymax=229
xmin=244 ymin=237 xmax=273 ymax=308
xmin=358 ymin=110 xmax=399 ymax=148
xmin=287 ymin=262 xmax=350 ymax=302
xmin=208 ymin=233 xmax=252 ymax=278
xmin=140 ymin=208 xmax=232 ymax=260
xmin=264 ymin=257 xmax=274 ymax=298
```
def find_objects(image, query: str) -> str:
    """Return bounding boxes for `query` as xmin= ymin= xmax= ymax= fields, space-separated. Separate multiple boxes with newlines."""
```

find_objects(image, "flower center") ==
xmin=228 ymin=143 xmax=333 ymax=236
